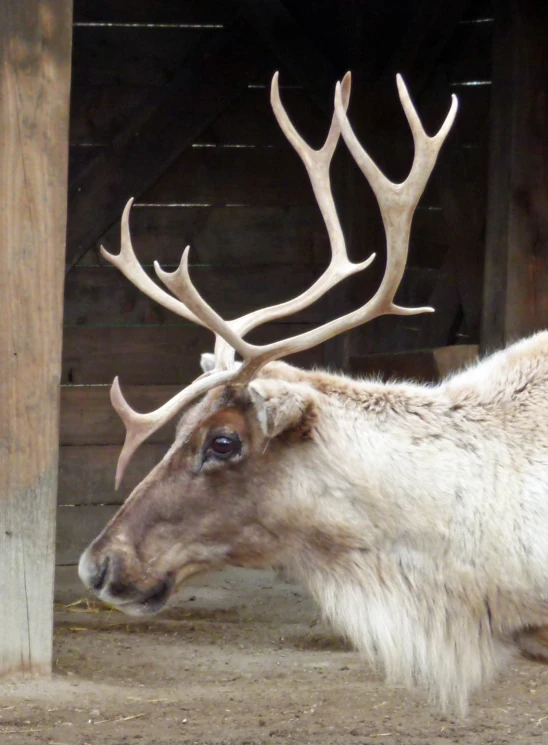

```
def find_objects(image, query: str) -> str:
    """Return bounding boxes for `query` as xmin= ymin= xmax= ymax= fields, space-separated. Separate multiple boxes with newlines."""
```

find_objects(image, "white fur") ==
xmin=200 ymin=352 xmax=216 ymax=373
xmin=255 ymin=332 xmax=548 ymax=711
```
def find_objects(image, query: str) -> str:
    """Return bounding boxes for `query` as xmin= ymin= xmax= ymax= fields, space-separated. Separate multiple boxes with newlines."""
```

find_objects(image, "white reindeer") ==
xmin=79 ymin=72 xmax=548 ymax=712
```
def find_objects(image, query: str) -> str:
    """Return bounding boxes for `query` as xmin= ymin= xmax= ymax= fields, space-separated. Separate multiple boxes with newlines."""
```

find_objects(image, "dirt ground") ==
xmin=2 ymin=568 xmax=548 ymax=745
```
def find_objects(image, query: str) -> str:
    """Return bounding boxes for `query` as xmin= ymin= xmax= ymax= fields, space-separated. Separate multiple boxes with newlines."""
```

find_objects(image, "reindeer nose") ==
xmin=78 ymin=549 xmax=111 ymax=592
xmin=90 ymin=556 xmax=110 ymax=591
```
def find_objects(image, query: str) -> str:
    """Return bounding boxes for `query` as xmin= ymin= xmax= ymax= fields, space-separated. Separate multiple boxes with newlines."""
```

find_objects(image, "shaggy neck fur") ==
xmin=269 ymin=333 xmax=548 ymax=711
xmin=289 ymin=546 xmax=507 ymax=713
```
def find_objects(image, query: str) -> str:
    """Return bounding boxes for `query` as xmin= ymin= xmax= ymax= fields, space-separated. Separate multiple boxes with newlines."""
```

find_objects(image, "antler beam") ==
xmin=104 ymin=73 xmax=458 ymax=485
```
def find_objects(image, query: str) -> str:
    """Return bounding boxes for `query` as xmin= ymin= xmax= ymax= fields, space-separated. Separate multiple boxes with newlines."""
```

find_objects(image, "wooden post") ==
xmin=0 ymin=1 xmax=72 ymax=675
xmin=482 ymin=0 xmax=548 ymax=351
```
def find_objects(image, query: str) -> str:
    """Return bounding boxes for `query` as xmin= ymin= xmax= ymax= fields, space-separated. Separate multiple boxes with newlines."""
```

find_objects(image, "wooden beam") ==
xmin=482 ymin=0 xmax=548 ymax=351
xmin=435 ymin=152 xmax=484 ymax=342
xmin=74 ymin=0 xmax=231 ymax=25
xmin=0 ymin=0 xmax=72 ymax=676
xmin=57 ymin=506 xmax=119 ymax=566
xmin=417 ymin=69 xmax=487 ymax=348
xmin=237 ymin=0 xmax=473 ymax=116
xmin=60 ymin=386 xmax=179 ymax=446
xmin=348 ymin=344 xmax=478 ymax=383
xmin=61 ymin=323 xmax=326 ymax=385
xmin=380 ymin=0 xmax=473 ymax=91
xmin=234 ymin=0 xmax=338 ymax=113
xmin=58 ymin=445 xmax=168 ymax=507
xmin=416 ymin=251 xmax=463 ymax=349
xmin=343 ymin=0 xmax=474 ymax=133
xmin=66 ymin=18 xmax=269 ymax=270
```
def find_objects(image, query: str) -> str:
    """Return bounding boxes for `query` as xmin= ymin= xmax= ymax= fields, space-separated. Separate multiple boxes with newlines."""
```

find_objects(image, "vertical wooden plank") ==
xmin=482 ymin=0 xmax=548 ymax=351
xmin=0 ymin=1 xmax=72 ymax=676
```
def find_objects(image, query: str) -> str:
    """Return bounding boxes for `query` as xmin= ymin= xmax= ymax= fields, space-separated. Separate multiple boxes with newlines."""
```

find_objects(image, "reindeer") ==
xmin=79 ymin=72 xmax=548 ymax=712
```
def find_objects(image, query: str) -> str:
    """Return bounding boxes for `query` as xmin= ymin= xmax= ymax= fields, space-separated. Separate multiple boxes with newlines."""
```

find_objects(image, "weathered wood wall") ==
xmin=58 ymin=0 xmax=494 ymax=566
xmin=482 ymin=0 xmax=548 ymax=350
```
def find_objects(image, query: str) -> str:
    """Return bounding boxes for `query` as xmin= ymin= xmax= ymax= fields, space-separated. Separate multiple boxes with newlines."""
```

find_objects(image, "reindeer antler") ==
xmin=104 ymin=73 xmax=458 ymax=487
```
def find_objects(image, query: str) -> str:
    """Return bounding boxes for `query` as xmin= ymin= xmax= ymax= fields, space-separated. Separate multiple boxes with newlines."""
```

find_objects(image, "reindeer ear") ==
xmin=200 ymin=353 xmax=216 ymax=373
xmin=248 ymin=379 xmax=317 ymax=439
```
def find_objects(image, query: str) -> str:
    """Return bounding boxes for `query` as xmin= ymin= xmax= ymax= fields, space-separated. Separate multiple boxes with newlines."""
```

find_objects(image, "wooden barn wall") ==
xmin=58 ymin=0 xmax=493 ymax=565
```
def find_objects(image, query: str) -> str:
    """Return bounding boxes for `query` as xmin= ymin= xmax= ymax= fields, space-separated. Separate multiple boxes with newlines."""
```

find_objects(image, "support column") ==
xmin=0 ymin=1 xmax=72 ymax=675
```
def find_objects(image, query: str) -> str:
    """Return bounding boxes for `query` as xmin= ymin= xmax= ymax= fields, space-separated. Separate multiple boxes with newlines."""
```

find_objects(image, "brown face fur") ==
xmin=78 ymin=366 xmax=317 ymax=616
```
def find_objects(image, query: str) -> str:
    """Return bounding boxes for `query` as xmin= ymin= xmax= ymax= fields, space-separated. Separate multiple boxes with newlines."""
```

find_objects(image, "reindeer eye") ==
xmin=206 ymin=433 xmax=242 ymax=461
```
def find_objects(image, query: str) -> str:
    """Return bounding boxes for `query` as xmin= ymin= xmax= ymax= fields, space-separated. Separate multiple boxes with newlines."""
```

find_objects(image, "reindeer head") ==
xmin=79 ymin=73 xmax=457 ymax=616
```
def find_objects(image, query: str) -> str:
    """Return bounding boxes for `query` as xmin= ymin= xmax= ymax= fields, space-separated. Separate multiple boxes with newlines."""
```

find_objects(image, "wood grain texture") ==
xmin=414 ymin=68 xmax=488 ymax=349
xmin=68 ymin=80 xmax=491 ymax=155
xmin=77 ymin=200 xmax=447 ymax=273
xmin=449 ymin=86 xmax=492 ymax=147
xmin=234 ymin=0 xmax=338 ymax=114
xmin=58 ymin=444 xmax=168 ymax=506
xmin=62 ymin=326 xmax=211 ymax=385
xmin=60 ymin=385 xmax=179 ymax=446
xmin=141 ymin=146 xmax=320 ymax=206
xmin=62 ymin=323 xmax=326 ymax=385
xmin=66 ymin=18 xmax=272 ymax=268
xmin=416 ymin=251 xmax=462 ymax=349
xmin=56 ymin=505 xmax=119 ymax=565
xmin=349 ymin=344 xmax=478 ymax=383
xmin=195 ymin=87 xmax=326 ymax=148
xmin=72 ymin=25 xmax=213 ymax=87
xmin=348 ymin=266 xmax=439 ymax=356
xmin=70 ymin=85 xmax=324 ymax=149
xmin=442 ymin=19 xmax=493 ymax=84
xmin=95 ymin=205 xmax=330 ymax=267
xmin=73 ymin=0 xmax=231 ymax=24
xmin=433 ymin=344 xmax=478 ymax=378
xmin=0 ymin=0 xmax=72 ymax=675
xmin=69 ymin=86 xmax=152 ymax=146
xmin=482 ymin=0 xmax=548 ymax=350
xmin=63 ymin=266 xmax=328 ymax=327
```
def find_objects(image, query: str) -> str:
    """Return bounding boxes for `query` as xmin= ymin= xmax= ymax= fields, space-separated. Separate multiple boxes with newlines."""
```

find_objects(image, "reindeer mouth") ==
xmin=111 ymin=576 xmax=173 ymax=617
xmin=111 ymin=563 xmax=210 ymax=617
xmin=138 ymin=576 xmax=174 ymax=614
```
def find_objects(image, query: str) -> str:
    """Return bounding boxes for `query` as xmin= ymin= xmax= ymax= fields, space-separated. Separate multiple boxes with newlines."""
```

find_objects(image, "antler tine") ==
xmin=396 ymin=74 xmax=458 ymax=156
xmin=111 ymin=368 xmax=236 ymax=487
xmin=154 ymin=72 xmax=376 ymax=371
xmin=212 ymin=72 xmax=375 ymax=359
xmin=270 ymin=70 xmax=352 ymax=265
xmin=333 ymin=74 xmax=457 ymax=315
xmin=100 ymin=199 xmax=205 ymax=327
xmin=154 ymin=250 xmax=252 ymax=365
xmin=232 ymin=72 xmax=375 ymax=329
xmin=335 ymin=75 xmax=458 ymax=222
xmin=395 ymin=75 xmax=458 ymax=211
xmin=224 ymin=74 xmax=458 ymax=380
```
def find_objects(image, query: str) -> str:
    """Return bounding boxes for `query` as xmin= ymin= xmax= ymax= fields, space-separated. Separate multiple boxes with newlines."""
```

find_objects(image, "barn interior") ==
xmin=2 ymin=0 xmax=548 ymax=741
